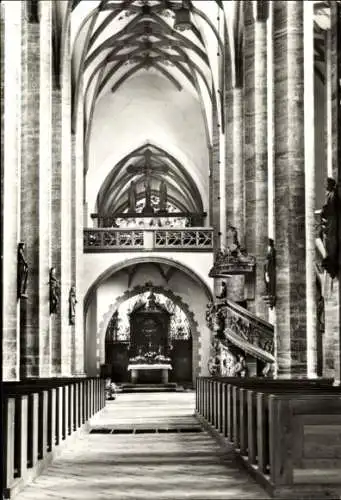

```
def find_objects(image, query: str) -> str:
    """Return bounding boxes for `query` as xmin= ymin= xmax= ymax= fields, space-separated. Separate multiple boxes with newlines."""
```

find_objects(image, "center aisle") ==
xmin=14 ymin=392 xmax=269 ymax=500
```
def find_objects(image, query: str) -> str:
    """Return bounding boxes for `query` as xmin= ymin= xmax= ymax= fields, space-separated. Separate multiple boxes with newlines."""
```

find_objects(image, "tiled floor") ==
xmin=14 ymin=392 xmax=269 ymax=499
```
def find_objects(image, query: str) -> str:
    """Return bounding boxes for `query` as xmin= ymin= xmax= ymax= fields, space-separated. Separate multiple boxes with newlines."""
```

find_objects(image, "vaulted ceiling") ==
xmin=54 ymin=0 xmax=335 ymax=219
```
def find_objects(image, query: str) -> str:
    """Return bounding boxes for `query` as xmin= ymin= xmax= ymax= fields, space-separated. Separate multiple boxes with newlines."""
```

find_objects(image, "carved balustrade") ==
xmin=84 ymin=228 xmax=214 ymax=252
xmin=84 ymin=229 xmax=144 ymax=251
xmin=206 ymin=300 xmax=275 ymax=365
xmin=154 ymin=229 xmax=213 ymax=249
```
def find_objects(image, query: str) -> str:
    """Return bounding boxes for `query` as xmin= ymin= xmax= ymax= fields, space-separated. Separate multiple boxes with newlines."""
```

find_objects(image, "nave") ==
xmin=14 ymin=393 xmax=269 ymax=500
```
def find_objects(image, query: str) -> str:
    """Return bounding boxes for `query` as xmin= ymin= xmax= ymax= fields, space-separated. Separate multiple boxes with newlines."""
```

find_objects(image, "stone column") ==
xmin=38 ymin=0 xmax=53 ymax=377
xmin=267 ymin=1 xmax=275 ymax=326
xmin=211 ymin=97 xmax=221 ymax=252
xmin=51 ymin=26 xmax=73 ymax=377
xmin=60 ymin=28 xmax=73 ymax=376
xmin=323 ymin=2 xmax=341 ymax=383
xmin=243 ymin=3 xmax=256 ymax=313
xmin=20 ymin=6 xmax=41 ymax=378
xmin=273 ymin=1 xmax=307 ymax=378
xmin=73 ymin=79 xmax=85 ymax=376
xmin=233 ymin=87 xmax=245 ymax=244
xmin=2 ymin=2 xmax=22 ymax=380
xmin=303 ymin=1 xmax=317 ymax=378
xmin=244 ymin=2 xmax=256 ymax=263
xmin=51 ymin=84 xmax=62 ymax=376
xmin=253 ymin=2 xmax=269 ymax=319
xmin=211 ymin=98 xmax=222 ymax=298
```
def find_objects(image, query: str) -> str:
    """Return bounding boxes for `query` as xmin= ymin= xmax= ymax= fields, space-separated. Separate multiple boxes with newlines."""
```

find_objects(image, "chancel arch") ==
xmin=100 ymin=284 xmax=201 ymax=386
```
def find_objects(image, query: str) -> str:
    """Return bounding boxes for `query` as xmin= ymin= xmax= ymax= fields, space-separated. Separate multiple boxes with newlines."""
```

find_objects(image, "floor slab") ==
xmin=14 ymin=392 xmax=269 ymax=500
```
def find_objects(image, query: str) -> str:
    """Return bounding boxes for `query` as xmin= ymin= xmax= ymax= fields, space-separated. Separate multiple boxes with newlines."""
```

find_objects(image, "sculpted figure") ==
xmin=27 ymin=0 xmax=39 ymax=23
xmin=17 ymin=242 xmax=29 ymax=299
xmin=159 ymin=180 xmax=168 ymax=212
xmin=216 ymin=281 xmax=227 ymax=300
xmin=320 ymin=177 xmax=339 ymax=278
xmin=233 ymin=354 xmax=248 ymax=378
xmin=49 ymin=267 xmax=60 ymax=314
xmin=262 ymin=362 xmax=274 ymax=378
xmin=264 ymin=239 xmax=276 ymax=297
xmin=128 ymin=180 xmax=137 ymax=213
xmin=68 ymin=286 xmax=77 ymax=325
xmin=144 ymin=178 xmax=152 ymax=210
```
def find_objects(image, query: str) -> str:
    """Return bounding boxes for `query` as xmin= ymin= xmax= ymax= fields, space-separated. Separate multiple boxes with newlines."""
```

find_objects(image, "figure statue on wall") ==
xmin=233 ymin=354 xmax=248 ymax=378
xmin=68 ymin=286 xmax=77 ymax=325
xmin=320 ymin=177 xmax=339 ymax=278
xmin=143 ymin=178 xmax=154 ymax=213
xmin=263 ymin=238 xmax=276 ymax=308
xmin=128 ymin=180 xmax=137 ymax=213
xmin=262 ymin=362 xmax=275 ymax=378
xmin=159 ymin=180 xmax=168 ymax=212
xmin=49 ymin=267 xmax=60 ymax=314
xmin=17 ymin=242 xmax=29 ymax=299
xmin=216 ymin=281 xmax=227 ymax=300
xmin=26 ymin=0 xmax=40 ymax=23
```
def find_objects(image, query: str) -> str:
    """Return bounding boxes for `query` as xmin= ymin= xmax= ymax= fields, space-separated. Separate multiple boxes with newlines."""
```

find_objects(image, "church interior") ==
xmin=1 ymin=0 xmax=341 ymax=499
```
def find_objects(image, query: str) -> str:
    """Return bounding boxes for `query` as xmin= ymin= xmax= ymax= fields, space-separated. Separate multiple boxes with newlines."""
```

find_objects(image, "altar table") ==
xmin=127 ymin=364 xmax=172 ymax=384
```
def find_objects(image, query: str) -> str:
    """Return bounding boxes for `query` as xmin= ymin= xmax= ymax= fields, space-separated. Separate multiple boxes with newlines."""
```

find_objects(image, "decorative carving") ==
xmin=154 ymin=229 xmax=213 ymax=248
xmin=26 ymin=0 xmax=40 ymax=23
xmin=220 ymin=342 xmax=237 ymax=376
xmin=216 ymin=281 xmax=227 ymax=300
xmin=317 ymin=295 xmax=325 ymax=335
xmin=262 ymin=362 xmax=275 ymax=378
xmin=225 ymin=307 xmax=274 ymax=356
xmin=68 ymin=286 xmax=77 ymax=325
xmin=128 ymin=180 xmax=137 ymax=213
xmin=262 ymin=239 xmax=276 ymax=309
xmin=17 ymin=242 xmax=29 ymax=299
xmin=319 ymin=177 xmax=339 ymax=278
xmin=84 ymin=229 xmax=144 ymax=249
xmin=142 ymin=178 xmax=154 ymax=214
xmin=158 ymin=180 xmax=168 ymax=212
xmin=209 ymin=225 xmax=256 ymax=277
xmin=232 ymin=354 xmax=248 ymax=377
xmin=49 ymin=267 xmax=60 ymax=314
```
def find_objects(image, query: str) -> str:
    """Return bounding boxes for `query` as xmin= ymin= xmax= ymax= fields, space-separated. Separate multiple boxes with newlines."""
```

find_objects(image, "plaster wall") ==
xmin=84 ymin=262 xmax=213 ymax=379
xmin=86 ymin=73 xmax=209 ymax=224
xmin=81 ymin=252 xmax=214 ymax=299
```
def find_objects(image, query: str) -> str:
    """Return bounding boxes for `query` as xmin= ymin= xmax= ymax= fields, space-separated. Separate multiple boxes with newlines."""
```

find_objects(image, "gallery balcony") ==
xmin=83 ymin=227 xmax=214 ymax=253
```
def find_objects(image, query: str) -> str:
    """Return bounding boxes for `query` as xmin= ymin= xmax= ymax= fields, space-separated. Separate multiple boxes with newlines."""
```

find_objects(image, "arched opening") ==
xmin=84 ymin=257 xmax=213 ymax=385
xmin=103 ymin=288 xmax=194 ymax=387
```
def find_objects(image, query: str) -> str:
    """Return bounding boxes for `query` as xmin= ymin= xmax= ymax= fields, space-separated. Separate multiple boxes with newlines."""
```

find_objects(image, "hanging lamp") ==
xmin=174 ymin=0 xmax=192 ymax=31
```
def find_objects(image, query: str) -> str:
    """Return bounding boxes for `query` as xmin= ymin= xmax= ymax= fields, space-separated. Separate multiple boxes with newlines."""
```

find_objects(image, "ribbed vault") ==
xmin=96 ymin=143 xmax=204 ymax=215
xmin=51 ymin=0 xmax=335 ymax=222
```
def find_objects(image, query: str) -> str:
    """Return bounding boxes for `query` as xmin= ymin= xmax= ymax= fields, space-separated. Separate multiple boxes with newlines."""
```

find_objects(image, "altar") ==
xmin=127 ymin=363 xmax=172 ymax=384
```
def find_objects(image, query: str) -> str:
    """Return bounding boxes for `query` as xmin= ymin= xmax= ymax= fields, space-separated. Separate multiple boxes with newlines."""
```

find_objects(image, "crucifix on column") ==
xmin=127 ymin=149 xmax=169 ymax=214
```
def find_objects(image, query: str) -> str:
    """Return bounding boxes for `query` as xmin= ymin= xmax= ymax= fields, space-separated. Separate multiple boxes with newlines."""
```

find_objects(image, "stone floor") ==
xmin=14 ymin=392 xmax=269 ymax=500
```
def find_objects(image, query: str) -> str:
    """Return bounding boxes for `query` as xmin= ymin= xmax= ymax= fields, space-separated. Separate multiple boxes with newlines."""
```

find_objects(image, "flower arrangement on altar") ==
xmin=129 ymin=347 xmax=171 ymax=365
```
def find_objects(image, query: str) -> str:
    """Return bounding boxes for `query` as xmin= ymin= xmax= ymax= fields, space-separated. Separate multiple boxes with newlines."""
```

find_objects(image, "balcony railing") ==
xmin=84 ymin=228 xmax=214 ymax=252
xmin=196 ymin=376 xmax=341 ymax=499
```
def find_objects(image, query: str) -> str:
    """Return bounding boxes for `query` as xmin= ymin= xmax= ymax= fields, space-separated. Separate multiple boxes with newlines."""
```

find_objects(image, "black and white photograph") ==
xmin=1 ymin=1 xmax=341 ymax=499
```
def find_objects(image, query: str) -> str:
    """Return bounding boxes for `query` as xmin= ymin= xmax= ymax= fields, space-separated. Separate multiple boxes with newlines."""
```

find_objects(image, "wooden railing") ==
xmin=196 ymin=377 xmax=341 ymax=498
xmin=3 ymin=377 xmax=105 ymax=499
xmin=84 ymin=228 xmax=214 ymax=252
